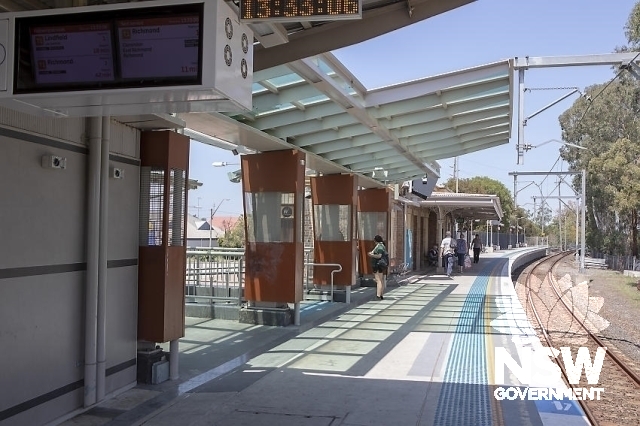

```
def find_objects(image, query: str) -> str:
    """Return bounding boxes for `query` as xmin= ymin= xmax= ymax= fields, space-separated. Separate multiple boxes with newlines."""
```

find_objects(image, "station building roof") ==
xmin=417 ymin=191 xmax=503 ymax=221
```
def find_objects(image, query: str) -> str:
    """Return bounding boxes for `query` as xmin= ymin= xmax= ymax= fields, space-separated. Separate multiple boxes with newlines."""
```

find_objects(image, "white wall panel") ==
xmin=108 ymin=162 xmax=140 ymax=260
xmin=0 ymin=273 xmax=84 ymax=412
xmin=0 ymin=117 xmax=141 ymax=426
xmin=0 ymin=136 xmax=86 ymax=268
xmin=106 ymin=266 xmax=139 ymax=370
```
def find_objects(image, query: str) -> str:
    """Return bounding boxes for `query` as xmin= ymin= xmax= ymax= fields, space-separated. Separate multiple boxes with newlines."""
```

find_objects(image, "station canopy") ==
xmin=415 ymin=192 xmax=503 ymax=221
xmin=181 ymin=53 xmax=513 ymax=188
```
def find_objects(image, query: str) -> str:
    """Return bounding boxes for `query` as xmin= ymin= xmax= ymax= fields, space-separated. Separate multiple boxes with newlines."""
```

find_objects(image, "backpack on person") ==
xmin=456 ymin=238 xmax=467 ymax=254
xmin=377 ymin=251 xmax=389 ymax=268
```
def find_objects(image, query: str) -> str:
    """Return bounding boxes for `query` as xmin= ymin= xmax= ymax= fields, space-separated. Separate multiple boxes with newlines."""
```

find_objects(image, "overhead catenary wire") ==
xmin=576 ymin=50 xmax=640 ymax=126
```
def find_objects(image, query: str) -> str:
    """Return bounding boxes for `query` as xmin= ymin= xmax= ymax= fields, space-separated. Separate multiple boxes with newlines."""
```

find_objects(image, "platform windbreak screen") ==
xmin=244 ymin=192 xmax=295 ymax=243
xmin=168 ymin=168 xmax=186 ymax=246
xmin=357 ymin=212 xmax=387 ymax=241
xmin=313 ymin=205 xmax=351 ymax=241
xmin=139 ymin=167 xmax=165 ymax=246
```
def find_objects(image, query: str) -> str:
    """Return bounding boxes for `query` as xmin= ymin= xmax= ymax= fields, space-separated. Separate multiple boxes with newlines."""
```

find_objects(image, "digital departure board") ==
xmin=117 ymin=15 xmax=199 ymax=80
xmin=13 ymin=3 xmax=204 ymax=94
xmin=240 ymin=0 xmax=362 ymax=22
xmin=30 ymin=23 xmax=114 ymax=84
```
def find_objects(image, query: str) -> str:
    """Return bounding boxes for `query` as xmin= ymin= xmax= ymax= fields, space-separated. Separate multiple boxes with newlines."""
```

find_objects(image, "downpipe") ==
xmin=84 ymin=117 xmax=102 ymax=407
xmin=96 ymin=116 xmax=110 ymax=401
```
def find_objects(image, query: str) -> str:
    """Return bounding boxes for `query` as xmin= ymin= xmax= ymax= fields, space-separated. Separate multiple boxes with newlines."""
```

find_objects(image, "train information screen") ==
xmin=30 ymin=23 xmax=115 ymax=85
xmin=240 ymin=0 xmax=362 ymax=22
xmin=13 ymin=3 xmax=204 ymax=94
xmin=116 ymin=16 xmax=199 ymax=80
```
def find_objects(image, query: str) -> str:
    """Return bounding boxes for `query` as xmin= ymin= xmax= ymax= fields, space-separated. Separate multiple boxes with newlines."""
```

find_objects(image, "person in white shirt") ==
xmin=440 ymin=231 xmax=456 ymax=277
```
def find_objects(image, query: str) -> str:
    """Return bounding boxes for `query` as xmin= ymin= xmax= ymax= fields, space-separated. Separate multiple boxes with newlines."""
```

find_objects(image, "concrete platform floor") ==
xmin=59 ymin=253 xmax=590 ymax=426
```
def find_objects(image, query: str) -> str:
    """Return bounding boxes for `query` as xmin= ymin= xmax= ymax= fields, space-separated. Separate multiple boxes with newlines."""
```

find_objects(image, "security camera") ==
xmin=111 ymin=167 xmax=124 ymax=179
xmin=42 ymin=155 xmax=66 ymax=169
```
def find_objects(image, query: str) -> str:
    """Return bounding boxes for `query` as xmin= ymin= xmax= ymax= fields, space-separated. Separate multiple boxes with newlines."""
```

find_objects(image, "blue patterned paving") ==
xmin=434 ymin=264 xmax=494 ymax=426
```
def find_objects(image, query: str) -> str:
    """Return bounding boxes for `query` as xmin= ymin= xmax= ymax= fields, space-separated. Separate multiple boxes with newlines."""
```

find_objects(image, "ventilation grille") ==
xmin=139 ymin=167 xmax=164 ymax=246
xmin=168 ymin=168 xmax=186 ymax=246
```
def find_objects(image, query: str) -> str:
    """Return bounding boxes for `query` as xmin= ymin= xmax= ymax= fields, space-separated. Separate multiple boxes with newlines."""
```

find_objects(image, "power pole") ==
xmin=454 ymin=157 xmax=459 ymax=193
xmin=188 ymin=197 xmax=202 ymax=217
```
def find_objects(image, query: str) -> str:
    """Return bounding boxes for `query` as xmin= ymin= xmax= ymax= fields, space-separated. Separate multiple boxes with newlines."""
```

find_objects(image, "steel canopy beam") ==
xmin=253 ymin=0 xmax=475 ymax=71
xmin=288 ymin=56 xmax=440 ymax=177
xmin=512 ymin=52 xmax=640 ymax=69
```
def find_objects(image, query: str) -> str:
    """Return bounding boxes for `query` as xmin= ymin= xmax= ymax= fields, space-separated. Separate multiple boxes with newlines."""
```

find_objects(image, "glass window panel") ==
xmin=313 ymin=205 xmax=351 ymax=241
xmin=357 ymin=212 xmax=387 ymax=241
xmin=244 ymin=191 xmax=295 ymax=243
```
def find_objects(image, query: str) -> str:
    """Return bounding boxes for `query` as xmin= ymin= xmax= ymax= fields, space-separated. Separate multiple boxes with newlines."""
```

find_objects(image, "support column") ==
xmin=517 ymin=68 xmax=526 ymax=165
xmin=580 ymin=170 xmax=586 ymax=272
xmin=169 ymin=340 xmax=179 ymax=380
xmin=138 ymin=130 xmax=189 ymax=377
xmin=96 ymin=116 xmax=110 ymax=401
xmin=84 ymin=117 xmax=102 ymax=407
xmin=436 ymin=207 xmax=444 ymax=274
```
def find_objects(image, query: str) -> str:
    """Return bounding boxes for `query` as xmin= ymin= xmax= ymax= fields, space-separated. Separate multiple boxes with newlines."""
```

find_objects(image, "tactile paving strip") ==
xmin=433 ymin=269 xmax=493 ymax=426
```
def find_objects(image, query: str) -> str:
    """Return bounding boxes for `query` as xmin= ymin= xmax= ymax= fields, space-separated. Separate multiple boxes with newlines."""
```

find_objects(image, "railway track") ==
xmin=522 ymin=251 xmax=640 ymax=426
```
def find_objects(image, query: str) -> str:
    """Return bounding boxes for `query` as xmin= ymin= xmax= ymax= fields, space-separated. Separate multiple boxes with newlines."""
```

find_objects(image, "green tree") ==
xmin=559 ymin=80 xmax=640 ymax=255
xmin=558 ymin=0 xmax=640 ymax=256
xmin=217 ymin=215 xmax=245 ymax=248
xmin=588 ymin=138 xmax=640 ymax=256
xmin=624 ymin=1 xmax=640 ymax=50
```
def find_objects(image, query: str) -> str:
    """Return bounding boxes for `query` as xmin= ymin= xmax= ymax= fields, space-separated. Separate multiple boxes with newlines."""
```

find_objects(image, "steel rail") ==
xmin=525 ymin=251 xmax=598 ymax=425
xmin=546 ymin=256 xmax=640 ymax=388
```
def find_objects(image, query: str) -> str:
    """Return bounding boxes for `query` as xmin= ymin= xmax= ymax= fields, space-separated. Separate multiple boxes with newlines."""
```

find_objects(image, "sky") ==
xmin=187 ymin=0 xmax=639 ymax=219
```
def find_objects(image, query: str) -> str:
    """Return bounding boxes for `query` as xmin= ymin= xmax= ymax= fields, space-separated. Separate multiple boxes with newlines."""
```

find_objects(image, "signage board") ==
xmin=240 ymin=0 xmax=362 ymax=22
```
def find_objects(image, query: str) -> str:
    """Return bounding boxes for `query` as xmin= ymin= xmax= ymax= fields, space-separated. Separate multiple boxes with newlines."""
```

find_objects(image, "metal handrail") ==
xmin=186 ymin=247 xmax=316 ymax=306
xmin=303 ymin=262 xmax=342 ymax=301
xmin=186 ymin=249 xmax=245 ymax=304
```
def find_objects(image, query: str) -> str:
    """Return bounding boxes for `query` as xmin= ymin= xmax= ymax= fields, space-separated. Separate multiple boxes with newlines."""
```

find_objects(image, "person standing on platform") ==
xmin=456 ymin=232 xmax=468 ymax=273
xmin=472 ymin=234 xmax=483 ymax=263
xmin=440 ymin=231 xmax=456 ymax=277
xmin=368 ymin=235 xmax=388 ymax=300
xmin=427 ymin=244 xmax=439 ymax=267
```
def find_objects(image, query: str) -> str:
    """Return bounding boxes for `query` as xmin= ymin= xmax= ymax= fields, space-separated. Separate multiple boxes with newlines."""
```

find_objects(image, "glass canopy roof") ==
xmin=222 ymin=52 xmax=513 ymax=185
